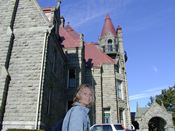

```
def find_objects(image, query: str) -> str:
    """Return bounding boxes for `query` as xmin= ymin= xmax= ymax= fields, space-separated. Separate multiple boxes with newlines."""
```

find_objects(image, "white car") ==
xmin=90 ymin=123 xmax=125 ymax=131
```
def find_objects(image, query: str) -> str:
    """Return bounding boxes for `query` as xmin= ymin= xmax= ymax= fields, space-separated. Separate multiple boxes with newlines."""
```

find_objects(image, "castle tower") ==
xmin=99 ymin=13 xmax=118 ymax=59
xmin=97 ymin=13 xmax=131 ymax=129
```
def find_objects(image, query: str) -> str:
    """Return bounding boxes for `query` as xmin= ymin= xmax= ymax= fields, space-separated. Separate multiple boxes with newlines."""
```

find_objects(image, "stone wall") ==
xmin=1 ymin=0 xmax=51 ymax=130
xmin=0 ymin=0 xmax=15 ymax=67
xmin=92 ymin=67 xmax=103 ymax=124
xmin=0 ymin=1 xmax=16 ymax=126
xmin=39 ymin=30 xmax=67 ymax=130
xmin=102 ymin=63 xmax=118 ymax=123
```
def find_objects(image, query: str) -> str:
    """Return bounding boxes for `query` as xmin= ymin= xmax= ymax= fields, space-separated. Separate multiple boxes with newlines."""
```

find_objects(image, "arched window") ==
xmin=107 ymin=39 xmax=113 ymax=52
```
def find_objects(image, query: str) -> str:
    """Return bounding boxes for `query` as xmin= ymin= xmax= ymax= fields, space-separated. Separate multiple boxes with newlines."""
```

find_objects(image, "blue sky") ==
xmin=37 ymin=0 xmax=175 ymax=112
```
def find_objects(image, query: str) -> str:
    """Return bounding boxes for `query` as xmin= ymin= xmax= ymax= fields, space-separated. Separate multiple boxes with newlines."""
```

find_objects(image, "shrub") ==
xmin=7 ymin=129 xmax=44 ymax=131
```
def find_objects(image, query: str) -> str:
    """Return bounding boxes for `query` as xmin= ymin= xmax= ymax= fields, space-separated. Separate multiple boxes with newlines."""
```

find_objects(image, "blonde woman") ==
xmin=62 ymin=84 xmax=94 ymax=131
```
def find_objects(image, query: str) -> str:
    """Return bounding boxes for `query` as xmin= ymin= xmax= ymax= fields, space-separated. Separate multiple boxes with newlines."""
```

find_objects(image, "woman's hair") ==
xmin=73 ymin=84 xmax=94 ymax=107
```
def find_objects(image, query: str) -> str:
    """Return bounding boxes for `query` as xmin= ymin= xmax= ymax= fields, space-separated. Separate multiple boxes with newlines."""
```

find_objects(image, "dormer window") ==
xmin=107 ymin=39 xmax=113 ymax=52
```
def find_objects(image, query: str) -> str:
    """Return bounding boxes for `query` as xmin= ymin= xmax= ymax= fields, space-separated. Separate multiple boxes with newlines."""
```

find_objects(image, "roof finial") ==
xmin=136 ymin=101 xmax=139 ymax=112
xmin=80 ymin=34 xmax=84 ymax=47
xmin=60 ymin=16 xmax=65 ymax=27
xmin=100 ymin=13 xmax=116 ymax=37
xmin=57 ymin=0 xmax=61 ymax=8
xmin=117 ymin=25 xmax=122 ymax=30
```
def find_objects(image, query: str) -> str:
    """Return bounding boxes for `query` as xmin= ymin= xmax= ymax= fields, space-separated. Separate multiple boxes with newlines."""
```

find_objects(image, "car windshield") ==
xmin=114 ymin=124 xmax=124 ymax=130
xmin=91 ymin=125 xmax=112 ymax=131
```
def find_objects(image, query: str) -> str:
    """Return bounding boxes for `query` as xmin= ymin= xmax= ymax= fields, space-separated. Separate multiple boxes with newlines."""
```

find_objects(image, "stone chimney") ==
xmin=60 ymin=16 xmax=65 ymax=27
xmin=57 ymin=0 xmax=61 ymax=9
xmin=80 ymin=33 xmax=84 ymax=47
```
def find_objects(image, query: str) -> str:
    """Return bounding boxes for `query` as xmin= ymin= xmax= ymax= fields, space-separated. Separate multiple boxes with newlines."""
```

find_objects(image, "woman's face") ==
xmin=79 ymin=88 xmax=93 ymax=107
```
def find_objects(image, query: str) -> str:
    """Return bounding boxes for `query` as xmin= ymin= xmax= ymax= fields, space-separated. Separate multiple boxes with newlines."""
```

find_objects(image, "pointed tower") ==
xmin=99 ymin=13 xmax=118 ymax=59
xmin=98 ymin=13 xmax=131 ymax=129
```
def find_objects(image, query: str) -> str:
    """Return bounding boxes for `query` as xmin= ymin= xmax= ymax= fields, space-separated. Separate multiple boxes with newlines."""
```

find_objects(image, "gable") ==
xmin=14 ymin=0 xmax=50 ymax=30
xmin=59 ymin=25 xmax=80 ymax=48
xmin=140 ymin=102 xmax=173 ymax=125
xmin=146 ymin=102 xmax=170 ymax=117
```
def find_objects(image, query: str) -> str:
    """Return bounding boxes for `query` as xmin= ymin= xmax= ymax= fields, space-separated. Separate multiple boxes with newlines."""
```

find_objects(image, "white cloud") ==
xmin=129 ymin=85 xmax=169 ymax=101
xmin=129 ymin=93 xmax=148 ymax=100
xmin=61 ymin=0 xmax=132 ymax=28
xmin=153 ymin=66 xmax=158 ymax=73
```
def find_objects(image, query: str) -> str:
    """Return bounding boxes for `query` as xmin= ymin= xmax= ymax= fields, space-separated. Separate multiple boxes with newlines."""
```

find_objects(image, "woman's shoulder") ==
xmin=71 ymin=105 xmax=84 ymax=113
xmin=71 ymin=103 xmax=89 ymax=114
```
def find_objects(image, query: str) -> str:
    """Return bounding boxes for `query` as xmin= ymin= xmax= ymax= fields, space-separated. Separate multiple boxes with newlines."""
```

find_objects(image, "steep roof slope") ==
xmin=85 ymin=43 xmax=115 ymax=67
xmin=58 ymin=24 xmax=116 ymax=67
xmin=59 ymin=25 xmax=81 ymax=48
xmin=101 ymin=13 xmax=116 ymax=37
xmin=42 ymin=7 xmax=55 ymax=21
xmin=13 ymin=0 xmax=50 ymax=28
xmin=58 ymin=23 xmax=116 ymax=66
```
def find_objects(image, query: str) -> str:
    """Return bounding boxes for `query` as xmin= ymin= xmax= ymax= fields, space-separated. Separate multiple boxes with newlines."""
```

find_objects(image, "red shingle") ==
xmin=59 ymin=25 xmax=80 ymax=48
xmin=85 ymin=43 xmax=116 ymax=67
xmin=101 ymin=13 xmax=116 ymax=37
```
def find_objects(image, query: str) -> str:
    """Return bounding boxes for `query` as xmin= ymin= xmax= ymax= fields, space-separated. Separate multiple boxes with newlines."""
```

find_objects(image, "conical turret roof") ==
xmin=101 ymin=13 xmax=116 ymax=37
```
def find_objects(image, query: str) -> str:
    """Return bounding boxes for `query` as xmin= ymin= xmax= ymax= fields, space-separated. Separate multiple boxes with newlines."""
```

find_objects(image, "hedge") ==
xmin=7 ymin=129 xmax=44 ymax=131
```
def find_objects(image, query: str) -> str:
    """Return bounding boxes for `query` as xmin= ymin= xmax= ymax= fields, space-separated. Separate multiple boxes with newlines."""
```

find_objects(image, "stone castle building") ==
xmin=0 ymin=0 xmax=131 ymax=130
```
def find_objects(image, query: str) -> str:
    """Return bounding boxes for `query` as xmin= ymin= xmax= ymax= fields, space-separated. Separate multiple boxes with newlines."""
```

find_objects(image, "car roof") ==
xmin=91 ymin=123 xmax=124 ymax=126
xmin=93 ymin=123 xmax=123 ymax=125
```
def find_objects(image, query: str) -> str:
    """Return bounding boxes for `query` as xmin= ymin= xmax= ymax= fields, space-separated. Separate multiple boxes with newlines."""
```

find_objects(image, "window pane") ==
xmin=116 ymin=81 xmax=122 ymax=99
xmin=69 ymin=69 xmax=75 ymax=78
xmin=119 ymin=109 xmax=124 ymax=124
xmin=104 ymin=108 xmax=110 ymax=123
xmin=114 ymin=124 xmax=124 ymax=130
xmin=92 ymin=125 xmax=103 ymax=131
xmin=69 ymin=69 xmax=76 ymax=88
xmin=107 ymin=39 xmax=113 ymax=52
xmin=69 ymin=78 xmax=76 ymax=88
xmin=103 ymin=125 xmax=112 ymax=131
xmin=108 ymin=45 xmax=113 ymax=51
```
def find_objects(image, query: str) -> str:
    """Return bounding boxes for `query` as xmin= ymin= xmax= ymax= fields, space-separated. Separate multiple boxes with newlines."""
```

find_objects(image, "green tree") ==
xmin=148 ymin=85 xmax=175 ymax=125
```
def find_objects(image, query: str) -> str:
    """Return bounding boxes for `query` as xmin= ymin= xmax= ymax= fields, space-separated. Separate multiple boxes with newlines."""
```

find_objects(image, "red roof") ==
xmin=42 ymin=7 xmax=55 ymax=21
xmin=85 ymin=43 xmax=116 ymax=67
xmin=42 ymin=7 xmax=55 ymax=13
xmin=101 ymin=13 xmax=116 ymax=37
xmin=117 ymin=25 xmax=122 ymax=30
xmin=57 ymin=15 xmax=116 ymax=67
xmin=59 ymin=25 xmax=81 ymax=48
